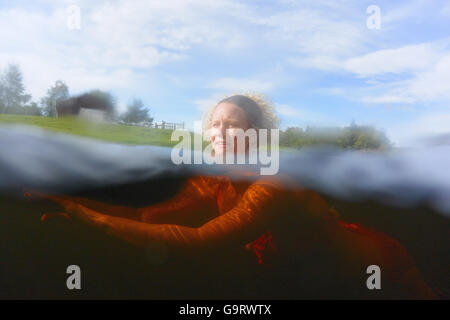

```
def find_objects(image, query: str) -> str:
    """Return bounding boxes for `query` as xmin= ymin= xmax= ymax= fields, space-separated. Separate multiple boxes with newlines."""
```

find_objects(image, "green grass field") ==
xmin=0 ymin=114 xmax=177 ymax=147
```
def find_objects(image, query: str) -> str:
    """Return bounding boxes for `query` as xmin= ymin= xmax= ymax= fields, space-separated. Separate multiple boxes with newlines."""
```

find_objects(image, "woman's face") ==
xmin=210 ymin=102 xmax=250 ymax=156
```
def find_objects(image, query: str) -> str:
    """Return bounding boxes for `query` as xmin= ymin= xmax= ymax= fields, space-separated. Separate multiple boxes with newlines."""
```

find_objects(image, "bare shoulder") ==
xmin=240 ymin=174 xmax=298 ymax=206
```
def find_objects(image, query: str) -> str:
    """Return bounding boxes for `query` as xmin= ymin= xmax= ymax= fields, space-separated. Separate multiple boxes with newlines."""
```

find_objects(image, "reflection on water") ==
xmin=0 ymin=124 xmax=449 ymax=299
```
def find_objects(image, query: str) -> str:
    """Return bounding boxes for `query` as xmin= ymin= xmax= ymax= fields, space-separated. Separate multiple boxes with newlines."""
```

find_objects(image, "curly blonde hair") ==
xmin=203 ymin=92 xmax=279 ymax=134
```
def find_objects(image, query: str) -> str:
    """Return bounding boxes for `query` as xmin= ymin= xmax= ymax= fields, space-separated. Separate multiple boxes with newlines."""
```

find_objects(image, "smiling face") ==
xmin=210 ymin=102 xmax=251 ymax=156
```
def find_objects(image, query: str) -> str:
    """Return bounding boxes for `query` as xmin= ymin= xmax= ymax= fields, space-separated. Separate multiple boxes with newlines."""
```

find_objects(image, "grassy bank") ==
xmin=0 ymin=114 xmax=177 ymax=147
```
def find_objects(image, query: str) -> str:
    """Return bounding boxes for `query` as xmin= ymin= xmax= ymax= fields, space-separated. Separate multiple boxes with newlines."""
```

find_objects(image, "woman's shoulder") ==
xmin=182 ymin=175 xmax=231 ymax=200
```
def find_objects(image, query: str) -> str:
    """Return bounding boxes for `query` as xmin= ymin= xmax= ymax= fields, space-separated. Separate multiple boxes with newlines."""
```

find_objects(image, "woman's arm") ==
xmin=67 ymin=177 xmax=284 ymax=252
xmin=25 ymin=189 xmax=141 ymax=221
xmin=35 ymin=176 xmax=220 ymax=224
xmin=49 ymin=195 xmax=142 ymax=221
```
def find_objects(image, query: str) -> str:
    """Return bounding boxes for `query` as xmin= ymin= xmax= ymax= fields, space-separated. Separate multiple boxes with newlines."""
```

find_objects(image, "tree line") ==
xmin=0 ymin=63 xmax=153 ymax=124
xmin=280 ymin=121 xmax=392 ymax=150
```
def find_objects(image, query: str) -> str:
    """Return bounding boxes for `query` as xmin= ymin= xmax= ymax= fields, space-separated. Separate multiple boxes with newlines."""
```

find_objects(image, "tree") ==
xmin=121 ymin=99 xmax=153 ymax=124
xmin=353 ymin=127 xmax=391 ymax=150
xmin=0 ymin=63 xmax=31 ymax=114
xmin=280 ymin=123 xmax=391 ymax=150
xmin=22 ymin=102 xmax=42 ymax=116
xmin=41 ymin=80 xmax=69 ymax=117
xmin=338 ymin=124 xmax=360 ymax=149
xmin=280 ymin=127 xmax=304 ymax=147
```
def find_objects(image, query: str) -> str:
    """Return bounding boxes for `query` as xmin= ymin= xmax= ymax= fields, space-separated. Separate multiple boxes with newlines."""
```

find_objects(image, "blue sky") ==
xmin=1 ymin=0 xmax=449 ymax=146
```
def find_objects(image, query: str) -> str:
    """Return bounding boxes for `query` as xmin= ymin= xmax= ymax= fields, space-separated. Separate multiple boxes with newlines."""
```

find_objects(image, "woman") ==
xmin=32 ymin=93 xmax=436 ymax=299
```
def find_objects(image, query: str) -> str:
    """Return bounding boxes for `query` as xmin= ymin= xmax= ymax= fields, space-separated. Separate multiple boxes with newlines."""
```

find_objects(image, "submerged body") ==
xmin=42 ymin=174 xmax=436 ymax=299
xmin=144 ymin=174 xmax=435 ymax=299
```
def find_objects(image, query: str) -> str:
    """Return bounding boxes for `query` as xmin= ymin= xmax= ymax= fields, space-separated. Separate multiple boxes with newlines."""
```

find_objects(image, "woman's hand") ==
xmin=44 ymin=195 xmax=103 ymax=223
xmin=46 ymin=195 xmax=82 ymax=213
xmin=24 ymin=189 xmax=102 ymax=224
xmin=24 ymin=189 xmax=78 ymax=212
xmin=45 ymin=196 xmax=107 ymax=226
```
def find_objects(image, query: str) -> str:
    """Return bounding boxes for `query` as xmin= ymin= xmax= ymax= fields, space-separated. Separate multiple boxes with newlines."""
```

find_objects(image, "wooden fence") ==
xmin=117 ymin=120 xmax=185 ymax=130
xmin=153 ymin=121 xmax=185 ymax=130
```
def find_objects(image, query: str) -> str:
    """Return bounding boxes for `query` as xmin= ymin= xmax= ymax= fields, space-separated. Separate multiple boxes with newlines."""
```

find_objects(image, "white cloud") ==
xmin=248 ymin=5 xmax=364 ymax=58
xmin=207 ymin=77 xmax=275 ymax=92
xmin=358 ymin=51 xmax=450 ymax=105
xmin=193 ymin=93 xmax=226 ymax=113
xmin=0 ymin=53 xmax=143 ymax=101
xmin=0 ymin=0 xmax=383 ymax=103
xmin=276 ymin=103 xmax=336 ymax=127
xmin=407 ymin=53 xmax=450 ymax=102
xmin=288 ymin=55 xmax=341 ymax=71
xmin=343 ymin=43 xmax=441 ymax=77
xmin=382 ymin=0 xmax=430 ymax=27
xmin=0 ymin=0 xmax=254 ymax=101
xmin=361 ymin=95 xmax=416 ymax=104
xmin=325 ymin=39 xmax=450 ymax=105
xmin=277 ymin=104 xmax=311 ymax=119
xmin=87 ymin=0 xmax=250 ymax=52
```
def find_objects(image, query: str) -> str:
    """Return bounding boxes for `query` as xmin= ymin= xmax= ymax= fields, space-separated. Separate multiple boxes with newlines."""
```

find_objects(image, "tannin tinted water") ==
xmin=0 ymin=125 xmax=448 ymax=298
